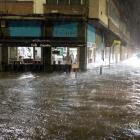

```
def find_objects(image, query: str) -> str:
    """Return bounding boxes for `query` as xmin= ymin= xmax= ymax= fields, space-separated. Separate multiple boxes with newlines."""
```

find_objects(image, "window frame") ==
xmin=70 ymin=0 xmax=81 ymax=5
xmin=46 ymin=0 xmax=58 ymax=5
xmin=109 ymin=2 xmax=120 ymax=28
xmin=58 ymin=0 xmax=69 ymax=5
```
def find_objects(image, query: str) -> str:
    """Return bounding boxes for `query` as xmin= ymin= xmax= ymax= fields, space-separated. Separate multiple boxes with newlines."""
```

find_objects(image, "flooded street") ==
xmin=1 ymin=58 xmax=140 ymax=139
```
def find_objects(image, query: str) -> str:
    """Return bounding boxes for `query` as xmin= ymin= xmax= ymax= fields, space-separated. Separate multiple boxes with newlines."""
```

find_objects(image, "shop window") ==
xmin=46 ymin=0 xmax=57 ymax=4
xmin=87 ymin=43 xmax=95 ymax=63
xmin=35 ymin=47 xmax=41 ymax=61
xmin=18 ymin=47 xmax=33 ymax=59
xmin=51 ymin=47 xmax=79 ymax=66
xmin=58 ymin=0 xmax=69 ymax=4
xmin=52 ymin=47 xmax=67 ymax=64
xmin=10 ymin=47 xmax=17 ymax=61
xmin=9 ymin=47 xmax=42 ymax=64
xmin=70 ymin=0 xmax=81 ymax=5
xmin=69 ymin=48 xmax=78 ymax=64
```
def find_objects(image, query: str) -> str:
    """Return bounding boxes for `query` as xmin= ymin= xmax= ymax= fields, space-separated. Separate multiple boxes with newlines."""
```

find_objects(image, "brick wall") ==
xmin=44 ymin=5 xmax=87 ymax=15
xmin=0 ymin=1 xmax=33 ymax=14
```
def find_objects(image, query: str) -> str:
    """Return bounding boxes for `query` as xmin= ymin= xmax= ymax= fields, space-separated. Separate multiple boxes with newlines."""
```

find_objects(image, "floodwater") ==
xmin=1 ymin=57 xmax=140 ymax=139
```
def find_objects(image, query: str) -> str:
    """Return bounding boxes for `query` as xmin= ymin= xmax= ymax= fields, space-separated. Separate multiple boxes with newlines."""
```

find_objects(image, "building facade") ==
xmin=0 ymin=0 xmax=135 ymax=71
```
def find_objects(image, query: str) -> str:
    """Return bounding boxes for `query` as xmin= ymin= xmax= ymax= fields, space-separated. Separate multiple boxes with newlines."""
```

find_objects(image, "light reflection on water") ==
xmin=0 ymin=60 xmax=140 ymax=139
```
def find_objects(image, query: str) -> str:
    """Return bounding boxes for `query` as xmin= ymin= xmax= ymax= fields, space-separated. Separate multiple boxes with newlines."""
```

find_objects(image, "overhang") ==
xmin=0 ymin=37 xmax=85 ymax=47
xmin=89 ymin=18 xmax=128 ymax=46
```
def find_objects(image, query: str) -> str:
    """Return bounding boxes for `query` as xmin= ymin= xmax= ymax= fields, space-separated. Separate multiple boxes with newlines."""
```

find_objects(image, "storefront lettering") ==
xmin=72 ymin=9 xmax=79 ymax=13
xmin=31 ymin=43 xmax=37 ymax=47
xmin=40 ymin=44 xmax=51 ymax=47
xmin=54 ymin=30 xmax=77 ymax=36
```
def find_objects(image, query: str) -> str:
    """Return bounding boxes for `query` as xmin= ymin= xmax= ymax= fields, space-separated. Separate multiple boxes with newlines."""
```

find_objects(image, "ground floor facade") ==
xmin=0 ymin=20 xmax=135 ymax=72
xmin=0 ymin=40 xmax=87 ymax=72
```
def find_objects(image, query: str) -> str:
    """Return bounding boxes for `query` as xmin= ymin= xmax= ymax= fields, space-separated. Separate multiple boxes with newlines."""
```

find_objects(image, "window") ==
xmin=82 ymin=0 xmax=86 ymax=5
xmin=8 ymin=47 xmax=42 ymax=64
xmin=10 ymin=47 xmax=17 ymax=60
xmin=87 ymin=43 xmax=95 ymax=63
xmin=46 ymin=0 xmax=57 ymax=4
xmin=120 ymin=21 xmax=122 ymax=31
xmin=70 ymin=0 xmax=81 ymax=5
xmin=35 ymin=47 xmax=42 ymax=61
xmin=85 ymin=0 xmax=89 ymax=6
xmin=109 ymin=2 xmax=120 ymax=27
xmin=58 ymin=0 xmax=69 ymax=4
xmin=18 ymin=47 xmax=33 ymax=59
xmin=51 ymin=47 xmax=67 ymax=64
xmin=123 ymin=23 xmax=126 ymax=35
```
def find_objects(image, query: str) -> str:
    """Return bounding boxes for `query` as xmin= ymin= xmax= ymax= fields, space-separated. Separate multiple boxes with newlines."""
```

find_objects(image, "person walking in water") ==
xmin=63 ymin=52 xmax=72 ymax=74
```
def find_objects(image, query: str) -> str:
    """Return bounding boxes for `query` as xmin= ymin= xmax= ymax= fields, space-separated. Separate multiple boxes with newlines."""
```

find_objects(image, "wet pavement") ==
xmin=1 ymin=57 xmax=140 ymax=139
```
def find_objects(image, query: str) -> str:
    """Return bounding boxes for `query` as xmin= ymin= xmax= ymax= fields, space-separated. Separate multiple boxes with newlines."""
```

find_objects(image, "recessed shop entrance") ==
xmin=51 ymin=47 xmax=80 ymax=68
xmin=67 ymin=47 xmax=79 ymax=68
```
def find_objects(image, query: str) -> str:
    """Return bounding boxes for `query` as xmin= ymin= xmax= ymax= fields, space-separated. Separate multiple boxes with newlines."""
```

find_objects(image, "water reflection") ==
xmin=0 ymin=60 xmax=140 ymax=139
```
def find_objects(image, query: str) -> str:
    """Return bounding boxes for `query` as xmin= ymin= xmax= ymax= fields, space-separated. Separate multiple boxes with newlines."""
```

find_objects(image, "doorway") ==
xmin=67 ymin=47 xmax=80 ymax=68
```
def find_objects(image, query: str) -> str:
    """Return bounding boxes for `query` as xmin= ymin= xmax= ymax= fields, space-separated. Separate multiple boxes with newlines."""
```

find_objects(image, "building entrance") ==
xmin=51 ymin=47 xmax=79 ymax=68
xmin=67 ymin=47 xmax=79 ymax=68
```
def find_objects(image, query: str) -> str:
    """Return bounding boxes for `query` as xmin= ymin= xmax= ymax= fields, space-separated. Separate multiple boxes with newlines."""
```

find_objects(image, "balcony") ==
xmin=43 ymin=4 xmax=88 ymax=16
xmin=109 ymin=19 xmax=131 ymax=44
xmin=108 ymin=19 xmax=122 ymax=37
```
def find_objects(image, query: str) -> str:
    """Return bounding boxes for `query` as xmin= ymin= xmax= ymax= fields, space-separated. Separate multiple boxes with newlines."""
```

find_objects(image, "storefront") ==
xmin=8 ymin=46 xmax=42 ymax=64
xmin=1 ymin=20 xmax=86 ymax=71
xmin=51 ymin=47 xmax=80 ymax=68
xmin=0 ymin=20 xmax=43 ymax=71
xmin=45 ymin=21 xmax=86 ymax=70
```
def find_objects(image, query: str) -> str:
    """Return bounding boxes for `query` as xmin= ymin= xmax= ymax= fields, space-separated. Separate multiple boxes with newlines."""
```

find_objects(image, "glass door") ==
xmin=67 ymin=47 xmax=80 ymax=68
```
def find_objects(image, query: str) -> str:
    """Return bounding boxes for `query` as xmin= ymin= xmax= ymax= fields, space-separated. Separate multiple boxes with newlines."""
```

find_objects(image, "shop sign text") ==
xmin=31 ymin=43 xmax=51 ymax=47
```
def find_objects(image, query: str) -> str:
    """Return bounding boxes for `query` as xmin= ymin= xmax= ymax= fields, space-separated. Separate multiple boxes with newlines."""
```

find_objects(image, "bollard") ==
xmin=33 ymin=61 xmax=35 ymax=71
xmin=53 ymin=61 xmax=55 ymax=71
xmin=38 ymin=61 xmax=41 ymax=71
xmin=100 ymin=66 xmax=102 ymax=75
xmin=17 ymin=61 xmax=20 ymax=72
xmin=58 ymin=61 xmax=60 ymax=71
xmin=75 ymin=68 xmax=77 ymax=78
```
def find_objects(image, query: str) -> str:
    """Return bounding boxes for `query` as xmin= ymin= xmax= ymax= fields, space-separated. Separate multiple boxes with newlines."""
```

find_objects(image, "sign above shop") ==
xmin=31 ymin=43 xmax=37 ymax=47
xmin=31 ymin=43 xmax=51 ymax=47
xmin=53 ymin=22 xmax=78 ymax=37
xmin=114 ymin=40 xmax=121 ymax=44
xmin=40 ymin=44 xmax=51 ymax=47
xmin=72 ymin=9 xmax=79 ymax=13
xmin=52 ymin=10 xmax=58 ymax=13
